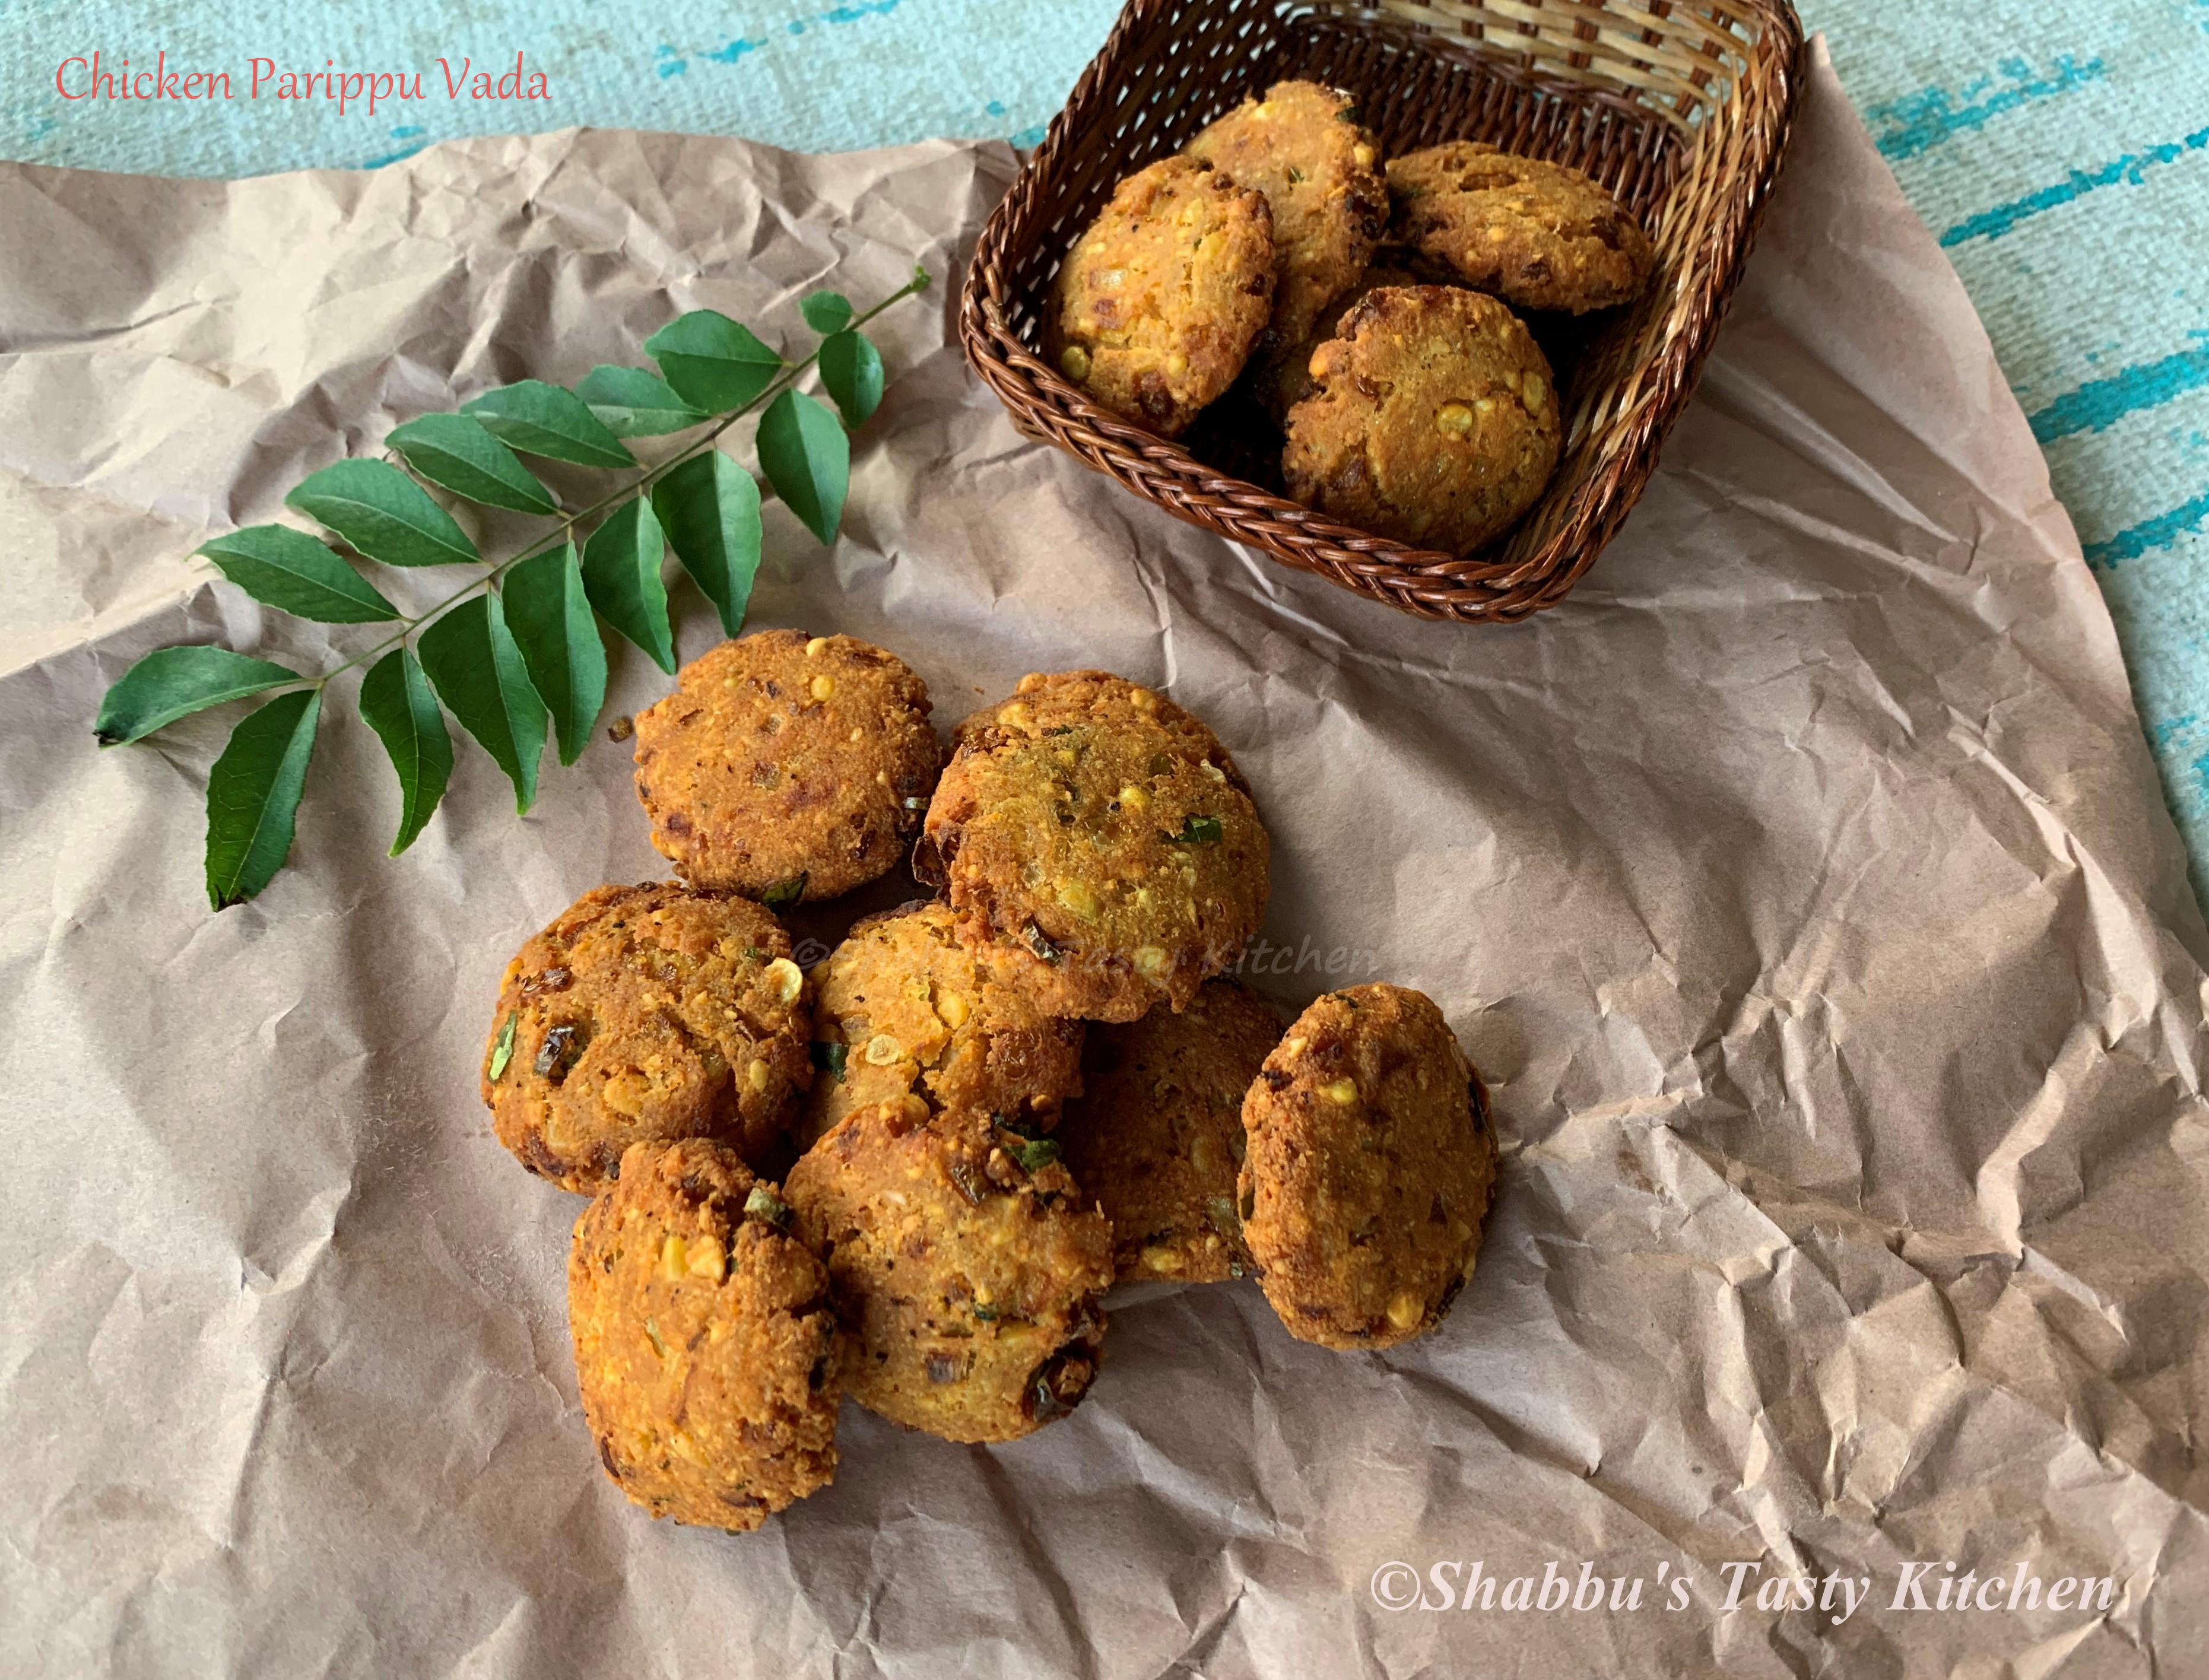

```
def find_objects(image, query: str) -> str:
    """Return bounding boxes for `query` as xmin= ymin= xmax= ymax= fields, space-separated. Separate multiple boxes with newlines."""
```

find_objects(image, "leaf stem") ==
xmin=304 ymin=269 xmax=930 ymax=692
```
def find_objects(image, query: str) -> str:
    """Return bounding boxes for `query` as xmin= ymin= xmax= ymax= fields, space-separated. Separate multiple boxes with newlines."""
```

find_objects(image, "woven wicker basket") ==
xmin=959 ymin=0 xmax=1804 ymax=623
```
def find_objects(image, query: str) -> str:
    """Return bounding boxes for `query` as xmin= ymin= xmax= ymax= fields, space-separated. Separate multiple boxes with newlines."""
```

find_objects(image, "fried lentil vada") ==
xmin=1239 ymin=983 xmax=1497 ymax=1349
xmin=785 ymin=1099 xmax=1113 ymax=1443
xmin=1185 ymin=78 xmax=1390 ymax=352
xmin=1057 ymin=979 xmax=1284 ymax=1282
xmin=800 ymin=900 xmax=1086 ymax=1148
xmin=482 ymin=882 xmax=813 ymax=1193
xmin=1282 ymin=285 xmax=1559 ymax=555
xmin=1044 ymin=154 xmax=1275 ymax=437
xmin=1386 ymin=140 xmax=1654 ymax=315
xmin=568 ymin=1139 xmax=839 ymax=1530
xmin=1248 ymin=262 xmax=1420 ymax=427
xmin=919 ymin=671 xmax=1271 ymax=1022
xmin=632 ymin=630 xmax=942 ymax=905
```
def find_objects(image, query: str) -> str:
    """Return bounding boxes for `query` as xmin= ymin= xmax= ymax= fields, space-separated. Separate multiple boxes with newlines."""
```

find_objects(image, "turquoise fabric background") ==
xmin=7 ymin=1 xmax=2207 ymax=891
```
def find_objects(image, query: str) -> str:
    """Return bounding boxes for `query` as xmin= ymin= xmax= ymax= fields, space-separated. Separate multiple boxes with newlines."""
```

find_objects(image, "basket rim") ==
xmin=957 ymin=0 xmax=1808 ymax=623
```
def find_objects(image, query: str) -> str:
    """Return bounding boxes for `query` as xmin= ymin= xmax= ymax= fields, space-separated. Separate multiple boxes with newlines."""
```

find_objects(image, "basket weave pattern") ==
xmin=958 ymin=0 xmax=1804 ymax=623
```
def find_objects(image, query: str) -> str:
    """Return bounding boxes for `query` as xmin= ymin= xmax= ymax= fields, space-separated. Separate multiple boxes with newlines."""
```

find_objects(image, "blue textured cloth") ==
xmin=7 ymin=1 xmax=2207 ymax=891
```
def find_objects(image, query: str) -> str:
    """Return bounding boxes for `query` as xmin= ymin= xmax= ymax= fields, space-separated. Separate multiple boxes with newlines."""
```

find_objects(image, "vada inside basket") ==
xmin=958 ymin=0 xmax=1804 ymax=623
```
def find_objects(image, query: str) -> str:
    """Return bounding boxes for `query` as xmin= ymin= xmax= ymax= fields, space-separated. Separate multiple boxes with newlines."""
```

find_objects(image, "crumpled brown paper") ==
xmin=4 ymin=39 xmax=2207 ymax=1678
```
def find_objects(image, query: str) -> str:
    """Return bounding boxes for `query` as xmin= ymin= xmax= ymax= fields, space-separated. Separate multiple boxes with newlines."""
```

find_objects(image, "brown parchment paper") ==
xmin=5 ymin=42 xmax=2208 ymax=1678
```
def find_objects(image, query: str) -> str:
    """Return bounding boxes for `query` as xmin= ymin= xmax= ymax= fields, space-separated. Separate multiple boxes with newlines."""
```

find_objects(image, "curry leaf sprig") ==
xmin=94 ymin=268 xmax=929 ymax=910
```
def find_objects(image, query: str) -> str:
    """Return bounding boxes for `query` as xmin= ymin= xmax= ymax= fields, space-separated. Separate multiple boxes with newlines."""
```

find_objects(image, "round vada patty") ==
xmin=633 ymin=628 xmax=942 ymax=904
xmin=1386 ymin=139 xmax=1654 ymax=315
xmin=786 ymin=1098 xmax=1113 ymax=1443
xmin=1057 ymin=979 xmax=1282 ymax=1282
xmin=1283 ymin=284 xmax=1559 ymax=557
xmin=921 ymin=670 xmax=1271 ymax=1022
xmin=1044 ymin=154 xmax=1275 ymax=437
xmin=483 ymin=881 xmax=813 ymax=1193
xmin=1239 ymin=983 xmax=1497 ymax=1349
xmin=1250 ymin=262 xmax=1420 ymax=426
xmin=801 ymin=900 xmax=1085 ymax=1147
xmin=1185 ymin=78 xmax=1389 ymax=352
xmin=569 ymin=1139 xmax=839 ymax=1530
